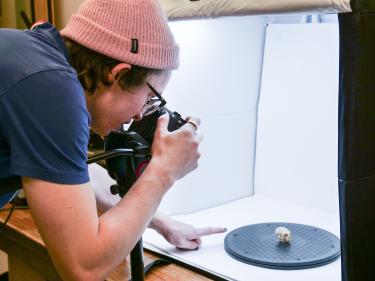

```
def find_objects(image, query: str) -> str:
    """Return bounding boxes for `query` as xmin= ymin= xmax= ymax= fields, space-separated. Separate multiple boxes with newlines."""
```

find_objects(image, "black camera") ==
xmin=105 ymin=108 xmax=186 ymax=197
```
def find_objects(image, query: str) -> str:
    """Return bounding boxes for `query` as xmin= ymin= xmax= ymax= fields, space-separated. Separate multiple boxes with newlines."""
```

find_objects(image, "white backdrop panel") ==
xmin=165 ymin=17 xmax=266 ymax=115
xmin=255 ymin=23 xmax=340 ymax=213
xmin=159 ymin=112 xmax=256 ymax=215
xmin=158 ymin=17 xmax=267 ymax=214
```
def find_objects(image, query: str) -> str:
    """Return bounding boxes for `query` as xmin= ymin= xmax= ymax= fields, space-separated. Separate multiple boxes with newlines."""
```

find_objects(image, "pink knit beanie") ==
xmin=60 ymin=0 xmax=179 ymax=69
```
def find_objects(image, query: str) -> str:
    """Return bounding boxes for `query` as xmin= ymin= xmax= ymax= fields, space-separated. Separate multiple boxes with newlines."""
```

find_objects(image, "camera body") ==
xmin=129 ymin=108 xmax=186 ymax=144
xmin=105 ymin=108 xmax=186 ymax=197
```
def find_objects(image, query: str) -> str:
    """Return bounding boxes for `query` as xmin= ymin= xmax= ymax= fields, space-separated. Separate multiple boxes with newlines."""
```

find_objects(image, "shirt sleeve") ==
xmin=0 ymin=69 xmax=90 ymax=184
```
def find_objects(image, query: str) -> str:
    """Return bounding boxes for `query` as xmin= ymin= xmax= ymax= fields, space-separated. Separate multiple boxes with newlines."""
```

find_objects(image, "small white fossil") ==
xmin=275 ymin=226 xmax=292 ymax=243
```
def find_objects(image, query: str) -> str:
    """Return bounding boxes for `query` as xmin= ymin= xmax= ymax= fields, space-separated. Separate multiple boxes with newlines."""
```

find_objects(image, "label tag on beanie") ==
xmin=131 ymin=39 xmax=139 ymax=54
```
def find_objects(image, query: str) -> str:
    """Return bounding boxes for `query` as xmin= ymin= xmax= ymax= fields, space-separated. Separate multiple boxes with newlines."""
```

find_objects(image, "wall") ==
xmin=54 ymin=0 xmax=83 ymax=29
xmin=0 ymin=0 xmax=16 ymax=28
xmin=0 ymin=251 xmax=7 ymax=275
xmin=0 ymin=0 xmax=55 ymax=28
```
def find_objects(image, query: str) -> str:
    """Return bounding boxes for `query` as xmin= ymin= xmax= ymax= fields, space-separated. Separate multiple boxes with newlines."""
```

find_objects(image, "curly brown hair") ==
xmin=63 ymin=38 xmax=161 ymax=94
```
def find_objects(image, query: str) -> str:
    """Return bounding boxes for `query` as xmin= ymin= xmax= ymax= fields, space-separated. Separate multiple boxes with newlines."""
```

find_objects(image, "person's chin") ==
xmin=90 ymin=126 xmax=111 ymax=137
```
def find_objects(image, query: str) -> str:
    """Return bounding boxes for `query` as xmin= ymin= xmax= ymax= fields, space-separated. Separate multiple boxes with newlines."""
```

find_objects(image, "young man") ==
xmin=0 ymin=0 xmax=225 ymax=279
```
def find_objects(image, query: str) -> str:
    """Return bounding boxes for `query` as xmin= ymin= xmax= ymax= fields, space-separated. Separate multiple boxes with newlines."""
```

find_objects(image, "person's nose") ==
xmin=133 ymin=112 xmax=143 ymax=121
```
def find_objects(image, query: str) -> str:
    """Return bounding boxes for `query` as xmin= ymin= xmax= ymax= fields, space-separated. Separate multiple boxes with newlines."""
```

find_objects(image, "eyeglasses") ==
xmin=142 ymin=82 xmax=167 ymax=116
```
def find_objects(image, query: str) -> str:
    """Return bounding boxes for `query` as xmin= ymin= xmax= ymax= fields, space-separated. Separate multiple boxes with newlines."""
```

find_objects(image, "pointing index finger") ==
xmin=194 ymin=227 xmax=227 ymax=238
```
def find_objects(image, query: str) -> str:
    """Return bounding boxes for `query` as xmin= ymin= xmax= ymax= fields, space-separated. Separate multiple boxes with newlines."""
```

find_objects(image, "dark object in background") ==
xmin=88 ymin=131 xmax=104 ymax=151
xmin=0 ymin=272 xmax=8 ymax=281
xmin=338 ymin=9 xmax=375 ymax=281
xmin=11 ymin=190 xmax=27 ymax=207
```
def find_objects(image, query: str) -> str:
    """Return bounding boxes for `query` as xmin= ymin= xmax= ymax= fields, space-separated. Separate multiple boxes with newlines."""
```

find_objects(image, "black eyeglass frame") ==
xmin=147 ymin=82 xmax=167 ymax=108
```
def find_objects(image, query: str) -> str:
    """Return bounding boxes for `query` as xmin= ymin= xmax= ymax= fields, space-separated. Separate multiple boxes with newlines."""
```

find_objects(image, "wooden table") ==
xmin=0 ymin=205 xmax=214 ymax=281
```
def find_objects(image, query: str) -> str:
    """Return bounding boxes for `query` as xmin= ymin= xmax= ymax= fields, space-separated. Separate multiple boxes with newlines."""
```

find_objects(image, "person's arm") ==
xmin=23 ymin=163 xmax=169 ymax=281
xmin=22 ymin=114 xmax=201 ymax=281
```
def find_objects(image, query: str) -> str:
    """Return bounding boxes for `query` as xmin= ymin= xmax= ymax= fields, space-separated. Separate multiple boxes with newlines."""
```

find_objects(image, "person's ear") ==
xmin=108 ymin=63 xmax=131 ymax=82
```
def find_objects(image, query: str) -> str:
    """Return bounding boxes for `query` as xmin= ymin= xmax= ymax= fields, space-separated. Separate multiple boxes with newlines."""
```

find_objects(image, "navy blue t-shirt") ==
xmin=0 ymin=23 xmax=90 ymax=205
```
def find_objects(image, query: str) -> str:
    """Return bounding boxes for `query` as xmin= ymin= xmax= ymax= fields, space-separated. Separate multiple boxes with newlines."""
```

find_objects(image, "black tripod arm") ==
xmin=86 ymin=149 xmax=137 ymax=164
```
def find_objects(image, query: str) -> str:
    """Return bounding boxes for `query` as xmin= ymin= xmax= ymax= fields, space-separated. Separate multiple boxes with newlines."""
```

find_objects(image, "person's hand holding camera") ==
xmin=147 ymin=113 xmax=202 ymax=190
